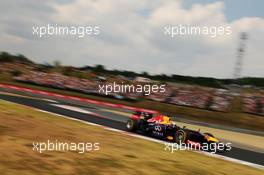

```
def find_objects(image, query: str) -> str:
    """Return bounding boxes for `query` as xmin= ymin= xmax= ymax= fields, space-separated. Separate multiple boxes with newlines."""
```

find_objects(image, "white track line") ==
xmin=51 ymin=104 xmax=94 ymax=115
xmin=36 ymin=109 xmax=101 ymax=127
xmin=51 ymin=104 xmax=108 ymax=119
xmin=44 ymin=99 xmax=58 ymax=103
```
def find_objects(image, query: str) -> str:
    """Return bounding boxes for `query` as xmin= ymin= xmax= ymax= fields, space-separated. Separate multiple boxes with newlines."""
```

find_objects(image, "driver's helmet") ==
xmin=161 ymin=115 xmax=172 ymax=124
xmin=143 ymin=112 xmax=153 ymax=120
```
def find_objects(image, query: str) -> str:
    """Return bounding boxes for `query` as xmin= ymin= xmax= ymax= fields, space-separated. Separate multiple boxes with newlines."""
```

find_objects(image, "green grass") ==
xmin=0 ymin=100 xmax=263 ymax=175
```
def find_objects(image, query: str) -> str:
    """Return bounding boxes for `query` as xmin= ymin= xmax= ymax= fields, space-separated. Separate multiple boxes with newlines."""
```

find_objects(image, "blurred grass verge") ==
xmin=0 ymin=100 xmax=263 ymax=175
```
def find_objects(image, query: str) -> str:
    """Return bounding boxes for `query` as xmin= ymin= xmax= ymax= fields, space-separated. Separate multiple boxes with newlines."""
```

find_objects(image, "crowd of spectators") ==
xmin=242 ymin=94 xmax=264 ymax=115
xmin=14 ymin=71 xmax=98 ymax=93
xmin=14 ymin=71 xmax=144 ymax=100
xmin=14 ymin=71 xmax=233 ymax=112
xmin=147 ymin=86 xmax=232 ymax=112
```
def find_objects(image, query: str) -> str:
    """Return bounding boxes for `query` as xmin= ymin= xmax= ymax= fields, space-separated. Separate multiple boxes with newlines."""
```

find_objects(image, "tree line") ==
xmin=1 ymin=51 xmax=264 ymax=88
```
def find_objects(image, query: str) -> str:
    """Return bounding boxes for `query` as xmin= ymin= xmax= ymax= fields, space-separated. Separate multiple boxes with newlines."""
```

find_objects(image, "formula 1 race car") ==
xmin=126 ymin=111 xmax=229 ymax=152
xmin=126 ymin=111 xmax=180 ymax=141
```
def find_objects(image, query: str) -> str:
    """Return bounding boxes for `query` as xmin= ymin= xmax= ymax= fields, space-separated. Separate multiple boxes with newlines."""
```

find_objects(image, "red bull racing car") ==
xmin=126 ymin=111 xmax=229 ymax=152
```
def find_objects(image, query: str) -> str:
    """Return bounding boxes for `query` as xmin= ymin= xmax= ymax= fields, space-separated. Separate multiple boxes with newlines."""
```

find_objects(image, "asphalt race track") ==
xmin=0 ymin=92 xmax=263 ymax=166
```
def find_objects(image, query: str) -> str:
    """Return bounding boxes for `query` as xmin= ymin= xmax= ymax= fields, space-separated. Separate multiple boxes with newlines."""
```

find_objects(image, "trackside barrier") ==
xmin=0 ymin=83 xmax=158 ymax=114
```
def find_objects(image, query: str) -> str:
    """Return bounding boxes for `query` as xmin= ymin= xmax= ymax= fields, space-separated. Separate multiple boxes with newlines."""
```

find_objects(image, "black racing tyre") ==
xmin=126 ymin=119 xmax=138 ymax=132
xmin=207 ymin=142 xmax=217 ymax=153
xmin=174 ymin=129 xmax=187 ymax=144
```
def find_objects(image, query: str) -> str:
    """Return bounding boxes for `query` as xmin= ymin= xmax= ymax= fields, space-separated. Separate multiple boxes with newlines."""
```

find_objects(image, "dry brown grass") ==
xmin=0 ymin=100 xmax=263 ymax=175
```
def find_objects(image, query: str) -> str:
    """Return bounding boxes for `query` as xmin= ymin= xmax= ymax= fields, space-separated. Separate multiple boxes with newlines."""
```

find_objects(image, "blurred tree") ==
xmin=94 ymin=64 xmax=105 ymax=73
xmin=52 ymin=60 xmax=63 ymax=73
xmin=142 ymin=71 xmax=149 ymax=77
xmin=0 ymin=52 xmax=12 ymax=62
xmin=53 ymin=60 xmax=61 ymax=68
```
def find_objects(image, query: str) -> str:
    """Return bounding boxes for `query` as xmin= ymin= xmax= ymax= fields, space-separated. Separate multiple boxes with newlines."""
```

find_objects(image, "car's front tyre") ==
xmin=126 ymin=119 xmax=138 ymax=132
xmin=174 ymin=129 xmax=186 ymax=144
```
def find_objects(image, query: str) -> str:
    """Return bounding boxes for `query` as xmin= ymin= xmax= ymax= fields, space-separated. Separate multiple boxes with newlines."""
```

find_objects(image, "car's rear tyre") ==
xmin=175 ymin=130 xmax=186 ymax=144
xmin=207 ymin=142 xmax=217 ymax=153
xmin=126 ymin=119 xmax=137 ymax=132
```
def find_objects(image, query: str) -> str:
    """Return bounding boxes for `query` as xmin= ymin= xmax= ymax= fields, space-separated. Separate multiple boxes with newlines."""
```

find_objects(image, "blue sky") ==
xmin=183 ymin=0 xmax=264 ymax=21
